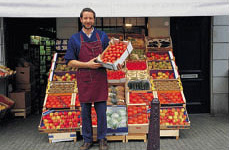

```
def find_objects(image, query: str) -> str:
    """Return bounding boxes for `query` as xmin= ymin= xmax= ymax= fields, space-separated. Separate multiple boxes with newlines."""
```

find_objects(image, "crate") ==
xmin=43 ymin=93 xmax=76 ymax=111
xmin=157 ymin=91 xmax=186 ymax=106
xmin=48 ymin=132 xmax=77 ymax=143
xmin=93 ymin=135 xmax=126 ymax=143
xmin=125 ymin=60 xmax=148 ymax=71
xmin=159 ymin=106 xmax=190 ymax=130
xmin=128 ymin=124 xmax=149 ymax=134
xmin=146 ymin=51 xmax=174 ymax=61
xmin=150 ymin=69 xmax=179 ymax=80
xmin=126 ymin=90 xmax=157 ymax=105
xmin=38 ymin=109 xmax=81 ymax=133
xmin=125 ymin=133 xmax=147 ymax=142
xmin=126 ymin=70 xmax=150 ymax=81
xmin=126 ymin=34 xmax=145 ymax=49
xmin=160 ymin=129 xmax=179 ymax=140
xmin=145 ymin=36 xmax=173 ymax=52
xmin=46 ymin=81 xmax=77 ymax=93
xmin=11 ymin=106 xmax=31 ymax=119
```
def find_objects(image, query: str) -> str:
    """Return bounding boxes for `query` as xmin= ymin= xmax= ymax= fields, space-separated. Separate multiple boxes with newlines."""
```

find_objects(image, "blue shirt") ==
xmin=64 ymin=28 xmax=110 ymax=64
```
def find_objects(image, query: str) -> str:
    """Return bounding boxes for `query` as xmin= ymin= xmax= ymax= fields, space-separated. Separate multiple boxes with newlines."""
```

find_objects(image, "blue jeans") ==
xmin=81 ymin=101 xmax=107 ymax=143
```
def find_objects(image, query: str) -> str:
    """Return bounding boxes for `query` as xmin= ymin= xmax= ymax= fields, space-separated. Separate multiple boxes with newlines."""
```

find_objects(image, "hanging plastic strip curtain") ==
xmin=0 ymin=0 xmax=228 ymax=17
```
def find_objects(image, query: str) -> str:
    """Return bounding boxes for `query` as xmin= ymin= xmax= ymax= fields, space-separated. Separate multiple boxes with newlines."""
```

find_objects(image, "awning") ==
xmin=0 ymin=0 xmax=229 ymax=17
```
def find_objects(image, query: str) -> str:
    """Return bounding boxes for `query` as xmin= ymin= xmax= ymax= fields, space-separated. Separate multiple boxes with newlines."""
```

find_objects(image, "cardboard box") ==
xmin=9 ymin=91 xmax=31 ymax=109
xmin=16 ymin=67 xmax=31 ymax=83
xmin=128 ymin=124 xmax=149 ymax=133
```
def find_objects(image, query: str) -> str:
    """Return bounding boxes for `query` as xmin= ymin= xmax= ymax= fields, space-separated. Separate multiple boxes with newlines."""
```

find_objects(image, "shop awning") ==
xmin=0 ymin=0 xmax=229 ymax=17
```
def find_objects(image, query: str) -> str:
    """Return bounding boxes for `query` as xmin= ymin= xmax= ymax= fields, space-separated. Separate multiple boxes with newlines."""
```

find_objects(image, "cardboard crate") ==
xmin=9 ymin=91 xmax=31 ymax=109
xmin=128 ymin=124 xmax=148 ymax=134
xmin=16 ymin=67 xmax=32 ymax=83
xmin=126 ymin=90 xmax=157 ymax=105
xmin=97 ymin=38 xmax=133 ymax=70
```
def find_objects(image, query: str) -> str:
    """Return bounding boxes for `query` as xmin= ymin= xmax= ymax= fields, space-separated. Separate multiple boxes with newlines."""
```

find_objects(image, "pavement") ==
xmin=0 ymin=113 xmax=228 ymax=150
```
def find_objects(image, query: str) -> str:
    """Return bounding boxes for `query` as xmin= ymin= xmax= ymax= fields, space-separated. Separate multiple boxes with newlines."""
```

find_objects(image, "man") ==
xmin=64 ymin=8 xmax=109 ymax=150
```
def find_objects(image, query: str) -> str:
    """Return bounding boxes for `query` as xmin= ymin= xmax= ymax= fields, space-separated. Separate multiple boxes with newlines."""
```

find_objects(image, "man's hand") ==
xmin=86 ymin=58 xmax=102 ymax=69
xmin=117 ymin=63 xmax=124 ymax=70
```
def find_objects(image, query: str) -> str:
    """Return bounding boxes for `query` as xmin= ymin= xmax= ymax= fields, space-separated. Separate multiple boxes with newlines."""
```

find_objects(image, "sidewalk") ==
xmin=0 ymin=114 xmax=228 ymax=150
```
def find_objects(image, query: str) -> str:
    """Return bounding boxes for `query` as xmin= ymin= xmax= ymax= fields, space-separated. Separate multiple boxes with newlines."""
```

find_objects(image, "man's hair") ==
xmin=80 ymin=8 xmax=96 ymax=19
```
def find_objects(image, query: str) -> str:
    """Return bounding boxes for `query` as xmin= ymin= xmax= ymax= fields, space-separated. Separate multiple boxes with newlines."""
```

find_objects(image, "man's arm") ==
xmin=68 ymin=58 xmax=102 ymax=69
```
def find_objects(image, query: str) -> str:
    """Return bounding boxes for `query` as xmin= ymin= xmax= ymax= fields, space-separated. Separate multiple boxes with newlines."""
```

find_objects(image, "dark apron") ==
xmin=76 ymin=32 xmax=108 ymax=103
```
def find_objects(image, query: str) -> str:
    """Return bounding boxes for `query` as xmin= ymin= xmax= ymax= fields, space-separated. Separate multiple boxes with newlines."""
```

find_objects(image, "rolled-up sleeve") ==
xmin=64 ymin=38 xmax=77 ymax=65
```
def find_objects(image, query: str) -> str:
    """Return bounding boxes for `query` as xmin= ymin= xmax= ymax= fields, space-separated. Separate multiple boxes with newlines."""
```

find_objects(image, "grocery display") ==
xmin=127 ymin=105 xmax=148 ymax=124
xmin=52 ymin=72 xmax=76 ymax=82
xmin=39 ymin=110 xmax=81 ymax=132
xmin=126 ymin=70 xmax=149 ymax=80
xmin=148 ymin=61 xmax=173 ymax=70
xmin=107 ymin=106 xmax=128 ymax=133
xmin=127 ymin=80 xmax=151 ymax=91
xmin=107 ymin=70 xmax=126 ymax=83
xmin=152 ymin=80 xmax=182 ymax=91
xmin=54 ymin=64 xmax=77 ymax=72
xmin=146 ymin=37 xmax=172 ymax=51
xmin=128 ymin=92 xmax=154 ymax=105
xmin=160 ymin=107 xmax=190 ymax=128
xmin=157 ymin=91 xmax=185 ymax=105
xmin=150 ymin=70 xmax=175 ymax=80
xmin=47 ymin=82 xmax=77 ymax=93
xmin=146 ymin=51 xmax=170 ymax=61
xmin=108 ymin=85 xmax=125 ymax=105
xmin=38 ymin=34 xmax=190 ymax=140
xmin=126 ymin=60 xmax=147 ymax=70
xmin=129 ymin=49 xmax=145 ymax=60
xmin=44 ymin=94 xmax=72 ymax=109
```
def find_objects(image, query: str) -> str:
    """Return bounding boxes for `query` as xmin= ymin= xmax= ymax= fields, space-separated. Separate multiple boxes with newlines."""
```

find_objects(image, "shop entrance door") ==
xmin=170 ymin=17 xmax=211 ymax=113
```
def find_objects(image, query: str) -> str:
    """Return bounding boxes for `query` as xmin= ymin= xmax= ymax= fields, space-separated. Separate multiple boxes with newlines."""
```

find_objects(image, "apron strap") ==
xmin=96 ymin=32 xmax=101 ymax=42
xmin=80 ymin=33 xmax=84 ymax=42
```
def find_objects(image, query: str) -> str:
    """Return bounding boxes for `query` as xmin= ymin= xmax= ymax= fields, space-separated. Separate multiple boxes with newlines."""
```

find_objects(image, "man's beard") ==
xmin=83 ymin=24 xmax=93 ymax=30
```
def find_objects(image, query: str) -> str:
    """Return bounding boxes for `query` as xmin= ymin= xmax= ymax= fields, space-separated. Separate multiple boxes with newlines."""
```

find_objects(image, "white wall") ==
xmin=56 ymin=18 xmax=78 ymax=39
xmin=212 ymin=16 xmax=229 ymax=114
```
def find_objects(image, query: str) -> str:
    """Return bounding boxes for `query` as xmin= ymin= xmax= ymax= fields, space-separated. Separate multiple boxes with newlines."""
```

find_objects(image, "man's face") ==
xmin=80 ymin=11 xmax=95 ymax=29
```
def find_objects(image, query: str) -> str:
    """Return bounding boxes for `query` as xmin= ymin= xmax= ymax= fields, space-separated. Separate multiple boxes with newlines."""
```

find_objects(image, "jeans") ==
xmin=81 ymin=101 xmax=107 ymax=142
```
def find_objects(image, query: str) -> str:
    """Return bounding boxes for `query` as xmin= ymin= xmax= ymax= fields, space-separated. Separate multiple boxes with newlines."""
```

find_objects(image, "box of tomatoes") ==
xmin=97 ymin=38 xmax=133 ymax=70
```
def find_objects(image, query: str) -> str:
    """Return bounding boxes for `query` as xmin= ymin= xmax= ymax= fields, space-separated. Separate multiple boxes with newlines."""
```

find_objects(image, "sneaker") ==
xmin=79 ymin=142 xmax=93 ymax=150
xmin=99 ymin=138 xmax=108 ymax=150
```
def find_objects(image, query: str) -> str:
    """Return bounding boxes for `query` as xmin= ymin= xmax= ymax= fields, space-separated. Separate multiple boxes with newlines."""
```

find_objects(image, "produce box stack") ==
xmin=9 ymin=65 xmax=36 ymax=118
xmin=146 ymin=37 xmax=190 ymax=139
xmin=38 ymin=49 xmax=80 ymax=143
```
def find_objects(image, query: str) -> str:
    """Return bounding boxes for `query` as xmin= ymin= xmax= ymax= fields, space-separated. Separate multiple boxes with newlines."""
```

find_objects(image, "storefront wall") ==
xmin=212 ymin=16 xmax=229 ymax=114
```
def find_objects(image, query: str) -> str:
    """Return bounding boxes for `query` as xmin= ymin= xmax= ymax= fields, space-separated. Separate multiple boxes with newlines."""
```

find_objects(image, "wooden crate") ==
xmin=160 ymin=129 xmax=179 ymax=140
xmin=11 ymin=106 xmax=31 ymax=119
xmin=93 ymin=135 xmax=126 ymax=143
xmin=48 ymin=132 xmax=77 ymax=143
xmin=125 ymin=133 xmax=147 ymax=142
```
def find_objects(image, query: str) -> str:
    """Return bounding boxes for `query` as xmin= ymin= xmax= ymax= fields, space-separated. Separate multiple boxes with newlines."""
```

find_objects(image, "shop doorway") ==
xmin=170 ymin=17 xmax=211 ymax=113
